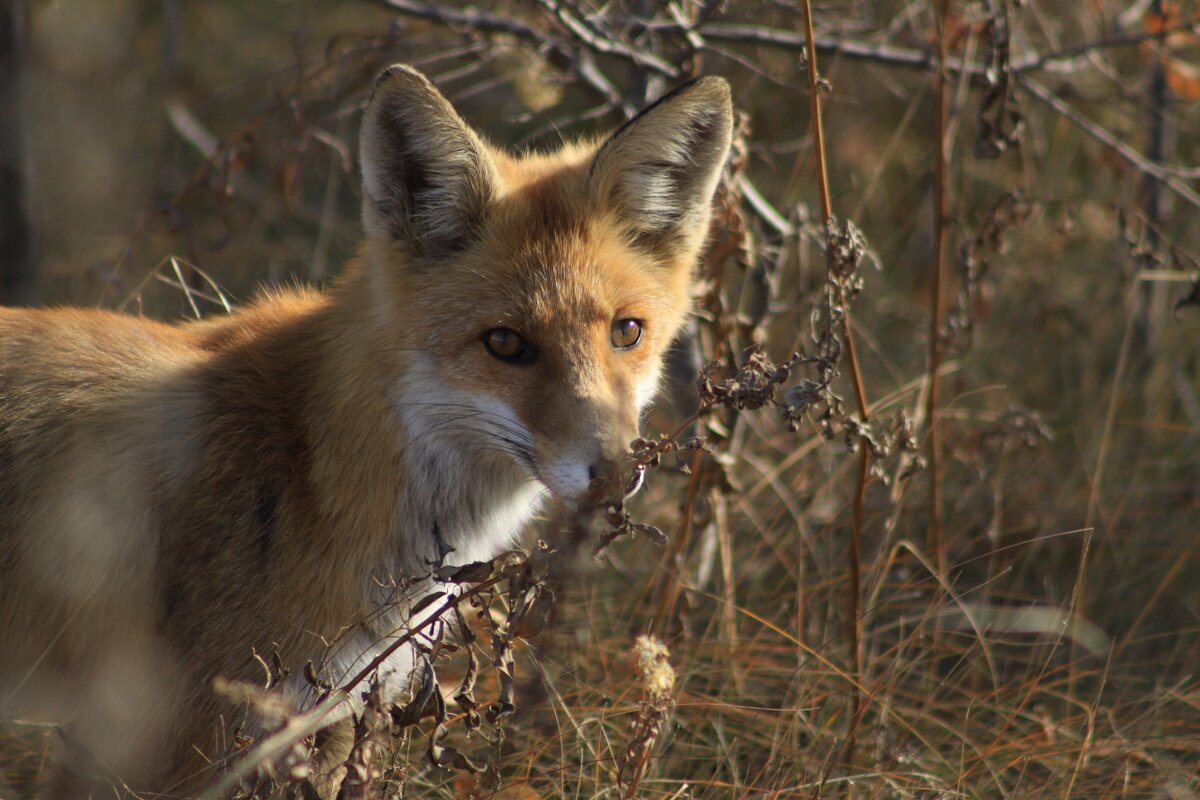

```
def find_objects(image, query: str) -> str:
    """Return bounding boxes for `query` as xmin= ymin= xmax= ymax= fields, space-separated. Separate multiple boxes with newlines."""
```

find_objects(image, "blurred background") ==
xmin=2 ymin=0 xmax=1199 ymax=797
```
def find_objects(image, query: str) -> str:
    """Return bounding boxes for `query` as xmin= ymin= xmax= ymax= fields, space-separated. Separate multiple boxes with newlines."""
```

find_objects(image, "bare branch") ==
xmin=656 ymin=19 xmax=1200 ymax=77
xmin=374 ymin=0 xmax=678 ymax=81
xmin=374 ymin=0 xmax=549 ymax=44
xmin=534 ymin=0 xmax=680 ymax=78
xmin=1019 ymin=77 xmax=1200 ymax=211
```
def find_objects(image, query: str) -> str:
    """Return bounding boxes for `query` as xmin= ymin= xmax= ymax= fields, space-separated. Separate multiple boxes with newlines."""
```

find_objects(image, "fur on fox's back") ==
xmin=0 ymin=65 xmax=732 ymax=795
xmin=0 ymin=290 xmax=424 ymax=787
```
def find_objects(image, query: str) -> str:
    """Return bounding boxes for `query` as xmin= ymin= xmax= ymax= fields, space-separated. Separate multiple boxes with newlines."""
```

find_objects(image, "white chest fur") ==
xmin=286 ymin=369 xmax=546 ymax=711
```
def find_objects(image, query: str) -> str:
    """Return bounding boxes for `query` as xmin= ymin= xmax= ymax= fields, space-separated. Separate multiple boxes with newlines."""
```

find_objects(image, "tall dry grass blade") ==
xmin=714 ymin=489 xmax=741 ymax=690
xmin=1115 ymin=527 xmax=1198 ymax=658
xmin=652 ymin=448 xmax=704 ymax=635
xmin=926 ymin=0 xmax=952 ymax=570
xmin=1073 ymin=283 xmax=1140 ymax=695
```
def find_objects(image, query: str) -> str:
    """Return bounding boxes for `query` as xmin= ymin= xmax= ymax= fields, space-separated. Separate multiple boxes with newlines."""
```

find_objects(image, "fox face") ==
xmin=357 ymin=66 xmax=733 ymax=509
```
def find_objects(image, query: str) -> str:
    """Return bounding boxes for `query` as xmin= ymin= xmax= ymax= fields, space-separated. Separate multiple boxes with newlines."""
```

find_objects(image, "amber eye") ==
xmin=611 ymin=318 xmax=643 ymax=349
xmin=484 ymin=328 xmax=536 ymax=364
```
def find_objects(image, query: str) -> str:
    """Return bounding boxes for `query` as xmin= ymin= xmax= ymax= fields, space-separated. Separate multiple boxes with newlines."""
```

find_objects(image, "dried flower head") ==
xmin=635 ymin=635 xmax=676 ymax=706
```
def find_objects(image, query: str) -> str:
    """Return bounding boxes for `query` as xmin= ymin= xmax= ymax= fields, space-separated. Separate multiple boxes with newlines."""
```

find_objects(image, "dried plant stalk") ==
xmin=618 ymin=636 xmax=677 ymax=799
xmin=798 ymin=0 xmax=872 ymax=773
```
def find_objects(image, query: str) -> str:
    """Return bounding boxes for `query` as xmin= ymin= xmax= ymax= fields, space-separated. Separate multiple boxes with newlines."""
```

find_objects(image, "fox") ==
xmin=0 ymin=64 xmax=732 ymax=796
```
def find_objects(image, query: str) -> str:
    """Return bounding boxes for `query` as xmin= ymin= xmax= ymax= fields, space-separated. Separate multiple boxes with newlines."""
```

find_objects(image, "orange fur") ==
xmin=0 ymin=65 xmax=731 ymax=796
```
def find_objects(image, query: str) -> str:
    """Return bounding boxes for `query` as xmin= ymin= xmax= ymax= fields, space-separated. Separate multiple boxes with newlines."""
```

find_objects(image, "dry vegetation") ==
xmin=3 ymin=0 xmax=1200 ymax=797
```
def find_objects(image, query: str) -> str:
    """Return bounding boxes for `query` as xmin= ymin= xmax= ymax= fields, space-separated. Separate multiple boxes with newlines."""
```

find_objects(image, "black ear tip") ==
xmin=692 ymin=75 xmax=732 ymax=100
xmin=368 ymin=64 xmax=434 ymax=104
xmin=667 ymin=75 xmax=732 ymax=110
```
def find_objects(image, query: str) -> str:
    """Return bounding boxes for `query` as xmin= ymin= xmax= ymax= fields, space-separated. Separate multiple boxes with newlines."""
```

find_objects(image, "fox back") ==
xmin=0 ymin=65 xmax=732 ymax=796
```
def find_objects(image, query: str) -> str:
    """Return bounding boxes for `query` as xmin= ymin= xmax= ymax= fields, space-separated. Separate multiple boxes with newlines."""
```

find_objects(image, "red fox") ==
xmin=0 ymin=65 xmax=732 ymax=796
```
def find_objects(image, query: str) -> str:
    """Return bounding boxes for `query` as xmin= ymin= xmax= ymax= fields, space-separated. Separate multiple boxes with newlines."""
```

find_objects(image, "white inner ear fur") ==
xmin=590 ymin=77 xmax=733 ymax=239
xmin=359 ymin=65 xmax=501 ymax=250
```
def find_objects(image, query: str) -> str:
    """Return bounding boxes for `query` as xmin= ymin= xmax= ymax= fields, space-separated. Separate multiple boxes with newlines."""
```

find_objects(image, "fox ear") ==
xmin=360 ymin=65 xmax=500 ymax=255
xmin=589 ymin=77 xmax=733 ymax=254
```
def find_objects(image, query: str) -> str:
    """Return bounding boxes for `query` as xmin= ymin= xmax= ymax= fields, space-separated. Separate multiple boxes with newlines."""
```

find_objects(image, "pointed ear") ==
xmin=359 ymin=65 xmax=500 ymax=256
xmin=589 ymin=77 xmax=733 ymax=254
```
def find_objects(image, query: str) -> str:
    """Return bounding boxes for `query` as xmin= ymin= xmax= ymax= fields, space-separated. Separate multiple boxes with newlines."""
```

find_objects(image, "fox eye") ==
xmin=611 ymin=318 xmax=643 ymax=349
xmin=484 ymin=328 xmax=536 ymax=364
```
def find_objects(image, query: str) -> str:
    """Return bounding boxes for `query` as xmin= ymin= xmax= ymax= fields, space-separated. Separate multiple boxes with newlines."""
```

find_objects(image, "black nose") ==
xmin=588 ymin=465 xmax=598 ymax=482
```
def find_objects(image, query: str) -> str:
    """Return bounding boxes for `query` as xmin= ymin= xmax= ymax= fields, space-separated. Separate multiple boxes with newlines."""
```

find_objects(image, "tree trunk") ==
xmin=0 ymin=0 xmax=35 ymax=306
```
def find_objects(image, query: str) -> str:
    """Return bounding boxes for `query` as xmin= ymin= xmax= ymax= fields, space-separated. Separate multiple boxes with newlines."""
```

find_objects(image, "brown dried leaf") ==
xmin=631 ymin=522 xmax=668 ymax=547
xmin=510 ymin=585 xmax=555 ymax=639
xmin=410 ymin=591 xmax=447 ymax=617
xmin=435 ymin=560 xmax=494 ymax=584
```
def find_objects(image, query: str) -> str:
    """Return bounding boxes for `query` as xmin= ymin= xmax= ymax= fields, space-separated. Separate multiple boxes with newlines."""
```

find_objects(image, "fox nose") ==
xmin=584 ymin=458 xmax=617 ymax=502
xmin=589 ymin=453 xmax=622 ymax=483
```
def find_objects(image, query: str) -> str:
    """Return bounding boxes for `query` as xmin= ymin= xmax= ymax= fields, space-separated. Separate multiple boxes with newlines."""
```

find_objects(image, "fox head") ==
xmin=356 ymin=65 xmax=732 ymax=505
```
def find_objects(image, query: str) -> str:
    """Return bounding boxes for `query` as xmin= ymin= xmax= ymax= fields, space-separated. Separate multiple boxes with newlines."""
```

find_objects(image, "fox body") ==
xmin=0 ymin=66 xmax=732 ymax=794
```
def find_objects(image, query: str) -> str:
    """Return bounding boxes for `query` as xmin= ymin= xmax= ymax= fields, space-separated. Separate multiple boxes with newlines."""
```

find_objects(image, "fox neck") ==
xmin=390 ymin=393 xmax=545 ymax=574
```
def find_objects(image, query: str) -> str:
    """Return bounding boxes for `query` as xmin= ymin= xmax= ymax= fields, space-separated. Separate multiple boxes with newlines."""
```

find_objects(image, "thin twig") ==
xmin=796 ymin=0 xmax=871 ymax=776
